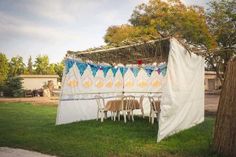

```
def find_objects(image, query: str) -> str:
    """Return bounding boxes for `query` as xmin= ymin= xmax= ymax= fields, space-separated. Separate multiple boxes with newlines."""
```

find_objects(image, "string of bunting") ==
xmin=65 ymin=59 xmax=167 ymax=77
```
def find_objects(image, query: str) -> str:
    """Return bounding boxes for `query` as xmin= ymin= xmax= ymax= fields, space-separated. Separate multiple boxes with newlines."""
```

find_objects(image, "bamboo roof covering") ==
xmin=67 ymin=37 xmax=171 ymax=65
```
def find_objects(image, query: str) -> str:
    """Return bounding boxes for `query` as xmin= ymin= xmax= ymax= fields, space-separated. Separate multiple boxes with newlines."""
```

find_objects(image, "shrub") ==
xmin=3 ymin=76 xmax=24 ymax=97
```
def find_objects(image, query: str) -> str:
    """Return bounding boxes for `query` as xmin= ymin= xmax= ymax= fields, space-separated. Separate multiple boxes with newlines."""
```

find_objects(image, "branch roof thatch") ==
xmin=66 ymin=37 xmax=206 ymax=65
xmin=67 ymin=37 xmax=170 ymax=65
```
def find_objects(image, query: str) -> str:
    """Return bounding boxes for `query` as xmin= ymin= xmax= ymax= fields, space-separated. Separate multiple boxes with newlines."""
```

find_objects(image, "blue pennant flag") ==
xmin=159 ymin=64 xmax=167 ymax=70
xmin=120 ymin=67 xmax=128 ymax=77
xmin=145 ymin=68 xmax=154 ymax=77
xmin=102 ymin=66 xmax=111 ymax=77
xmin=111 ymin=68 xmax=118 ymax=77
xmin=76 ymin=62 xmax=88 ymax=76
xmin=65 ymin=59 xmax=75 ymax=74
xmin=89 ymin=64 xmax=99 ymax=77
xmin=161 ymin=67 xmax=167 ymax=76
xmin=131 ymin=67 xmax=140 ymax=77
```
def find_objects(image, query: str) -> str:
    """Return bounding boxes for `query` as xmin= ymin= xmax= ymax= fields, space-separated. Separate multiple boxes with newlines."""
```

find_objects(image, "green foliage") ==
xmin=104 ymin=25 xmax=158 ymax=45
xmin=34 ymin=55 xmax=50 ymax=75
xmin=47 ymin=64 xmax=56 ymax=75
xmin=1 ymin=53 xmax=63 ymax=84
xmin=205 ymin=0 xmax=236 ymax=83
xmin=0 ymin=103 xmax=220 ymax=157
xmin=27 ymin=56 xmax=33 ymax=74
xmin=104 ymin=25 xmax=137 ymax=45
xmin=0 ymin=53 xmax=9 ymax=87
xmin=8 ymin=56 xmax=25 ymax=77
xmin=34 ymin=55 xmax=62 ymax=75
xmin=103 ymin=0 xmax=235 ymax=82
xmin=104 ymin=0 xmax=214 ymax=48
xmin=54 ymin=62 xmax=64 ymax=81
xmin=207 ymin=0 xmax=236 ymax=48
xmin=3 ymin=77 xmax=23 ymax=97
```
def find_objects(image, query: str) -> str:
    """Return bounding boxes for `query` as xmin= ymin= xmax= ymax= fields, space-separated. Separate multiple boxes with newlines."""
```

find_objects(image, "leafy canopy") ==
xmin=53 ymin=62 xmax=64 ymax=82
xmin=34 ymin=55 xmax=55 ymax=75
xmin=9 ymin=56 xmax=25 ymax=77
xmin=0 ymin=53 xmax=9 ymax=87
xmin=104 ymin=0 xmax=214 ymax=48
xmin=205 ymin=0 xmax=236 ymax=83
xmin=207 ymin=0 xmax=236 ymax=48
xmin=34 ymin=55 xmax=49 ymax=75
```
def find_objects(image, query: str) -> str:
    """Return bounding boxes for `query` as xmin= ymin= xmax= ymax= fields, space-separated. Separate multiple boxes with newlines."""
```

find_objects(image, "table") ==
xmin=105 ymin=99 xmax=140 ymax=112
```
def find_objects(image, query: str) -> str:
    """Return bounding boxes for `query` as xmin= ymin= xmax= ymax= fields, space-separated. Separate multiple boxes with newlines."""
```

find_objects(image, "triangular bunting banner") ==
xmin=65 ymin=58 xmax=167 ymax=77
xmin=89 ymin=64 xmax=99 ymax=77
xmin=120 ymin=67 xmax=128 ymax=77
xmin=102 ymin=66 xmax=111 ymax=77
xmin=76 ymin=62 xmax=88 ymax=76
xmin=161 ymin=67 xmax=167 ymax=76
xmin=159 ymin=64 xmax=167 ymax=70
xmin=111 ymin=68 xmax=118 ymax=77
xmin=65 ymin=59 xmax=75 ymax=74
xmin=131 ymin=67 xmax=140 ymax=77
xmin=145 ymin=68 xmax=154 ymax=77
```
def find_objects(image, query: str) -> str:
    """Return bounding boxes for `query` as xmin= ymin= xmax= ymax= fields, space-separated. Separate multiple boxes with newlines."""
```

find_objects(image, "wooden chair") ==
xmin=148 ymin=96 xmax=161 ymax=124
xmin=95 ymin=95 xmax=108 ymax=122
xmin=122 ymin=95 xmax=135 ymax=123
xmin=139 ymin=95 xmax=145 ymax=118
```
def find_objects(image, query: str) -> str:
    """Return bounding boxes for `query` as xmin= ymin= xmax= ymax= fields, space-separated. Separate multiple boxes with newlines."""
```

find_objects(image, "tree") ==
xmin=27 ymin=56 xmax=33 ymax=74
xmin=205 ymin=0 xmax=236 ymax=83
xmin=213 ymin=57 xmax=236 ymax=157
xmin=104 ymin=24 xmax=159 ymax=45
xmin=9 ymin=56 xmax=25 ymax=77
xmin=104 ymin=0 xmax=214 ymax=47
xmin=3 ymin=76 xmax=24 ymax=97
xmin=104 ymin=25 xmax=137 ymax=45
xmin=47 ymin=64 xmax=56 ymax=75
xmin=54 ymin=62 xmax=64 ymax=82
xmin=0 ymin=53 xmax=9 ymax=87
xmin=34 ymin=55 xmax=50 ymax=74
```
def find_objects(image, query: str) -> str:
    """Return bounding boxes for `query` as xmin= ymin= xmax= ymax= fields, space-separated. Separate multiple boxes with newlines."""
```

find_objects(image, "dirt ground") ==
xmin=0 ymin=94 xmax=220 ymax=113
xmin=0 ymin=97 xmax=58 ymax=106
xmin=205 ymin=94 xmax=219 ymax=115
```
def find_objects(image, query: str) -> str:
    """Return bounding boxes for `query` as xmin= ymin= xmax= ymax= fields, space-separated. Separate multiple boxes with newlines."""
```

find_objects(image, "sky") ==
xmin=0 ymin=0 xmax=210 ymax=64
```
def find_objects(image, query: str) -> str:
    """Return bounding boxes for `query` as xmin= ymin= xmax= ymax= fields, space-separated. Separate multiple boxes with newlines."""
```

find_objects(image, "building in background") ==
xmin=205 ymin=71 xmax=222 ymax=91
xmin=19 ymin=75 xmax=60 ymax=90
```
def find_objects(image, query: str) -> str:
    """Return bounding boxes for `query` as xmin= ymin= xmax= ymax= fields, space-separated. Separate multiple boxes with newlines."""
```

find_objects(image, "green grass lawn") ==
xmin=0 ymin=102 xmax=219 ymax=157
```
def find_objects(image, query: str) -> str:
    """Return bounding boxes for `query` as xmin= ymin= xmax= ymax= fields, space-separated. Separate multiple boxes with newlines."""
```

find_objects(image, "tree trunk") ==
xmin=213 ymin=57 xmax=236 ymax=157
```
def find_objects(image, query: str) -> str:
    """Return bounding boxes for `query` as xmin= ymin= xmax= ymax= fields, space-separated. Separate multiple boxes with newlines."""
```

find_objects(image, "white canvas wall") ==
xmin=56 ymin=59 xmax=165 ymax=125
xmin=158 ymin=38 xmax=205 ymax=141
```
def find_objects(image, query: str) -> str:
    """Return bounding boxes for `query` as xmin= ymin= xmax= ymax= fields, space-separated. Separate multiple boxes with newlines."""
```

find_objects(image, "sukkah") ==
xmin=56 ymin=37 xmax=205 ymax=142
